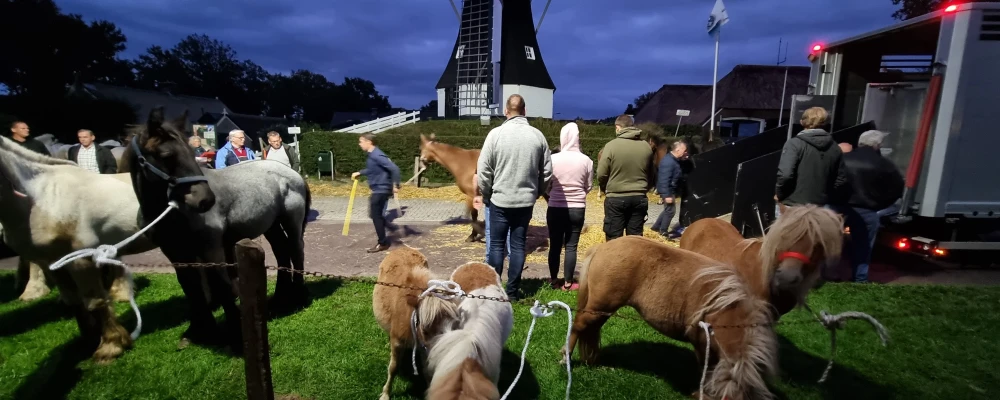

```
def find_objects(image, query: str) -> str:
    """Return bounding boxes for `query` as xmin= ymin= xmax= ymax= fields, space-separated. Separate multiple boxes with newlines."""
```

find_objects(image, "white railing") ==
xmin=335 ymin=111 xmax=421 ymax=134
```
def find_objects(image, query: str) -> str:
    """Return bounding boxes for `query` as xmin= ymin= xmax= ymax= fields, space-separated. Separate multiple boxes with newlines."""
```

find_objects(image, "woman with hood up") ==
xmin=545 ymin=122 xmax=593 ymax=290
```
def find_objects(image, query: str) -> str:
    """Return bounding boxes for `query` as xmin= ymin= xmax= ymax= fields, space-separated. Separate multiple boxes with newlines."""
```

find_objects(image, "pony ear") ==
xmin=171 ymin=110 xmax=189 ymax=131
xmin=429 ymin=133 xmax=436 ymax=141
xmin=148 ymin=107 xmax=165 ymax=128
xmin=420 ymin=134 xmax=428 ymax=143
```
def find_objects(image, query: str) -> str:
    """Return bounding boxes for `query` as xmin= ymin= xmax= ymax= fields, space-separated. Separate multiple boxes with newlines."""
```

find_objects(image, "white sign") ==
xmin=676 ymin=109 xmax=691 ymax=117
xmin=287 ymin=126 xmax=301 ymax=134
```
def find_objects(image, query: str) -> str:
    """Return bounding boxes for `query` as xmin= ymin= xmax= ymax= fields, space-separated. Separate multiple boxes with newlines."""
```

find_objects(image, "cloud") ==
xmin=56 ymin=0 xmax=902 ymax=118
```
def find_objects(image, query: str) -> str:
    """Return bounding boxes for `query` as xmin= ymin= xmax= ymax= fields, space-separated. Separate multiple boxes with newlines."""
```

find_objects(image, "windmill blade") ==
xmin=448 ymin=0 xmax=460 ymax=22
xmin=535 ymin=0 xmax=552 ymax=33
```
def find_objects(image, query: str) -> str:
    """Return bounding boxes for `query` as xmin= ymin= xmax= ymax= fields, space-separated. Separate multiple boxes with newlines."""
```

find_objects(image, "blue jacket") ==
xmin=360 ymin=147 xmax=401 ymax=194
xmin=656 ymin=153 xmax=682 ymax=198
xmin=214 ymin=142 xmax=256 ymax=169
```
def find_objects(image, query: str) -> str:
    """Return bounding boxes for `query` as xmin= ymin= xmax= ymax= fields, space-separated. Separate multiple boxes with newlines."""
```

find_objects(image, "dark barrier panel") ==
xmin=731 ymin=150 xmax=781 ymax=238
xmin=679 ymin=124 xmax=798 ymax=224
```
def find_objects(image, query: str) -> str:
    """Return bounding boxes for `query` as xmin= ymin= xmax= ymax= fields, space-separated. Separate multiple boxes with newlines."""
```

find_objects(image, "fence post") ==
xmin=414 ymin=156 xmax=422 ymax=188
xmin=235 ymin=239 xmax=275 ymax=400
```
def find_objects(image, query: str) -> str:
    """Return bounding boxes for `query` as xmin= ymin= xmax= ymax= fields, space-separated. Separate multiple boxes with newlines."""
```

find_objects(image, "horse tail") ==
xmin=691 ymin=265 xmax=778 ymax=400
xmin=578 ymin=241 xmax=601 ymax=285
xmin=301 ymin=179 xmax=312 ymax=233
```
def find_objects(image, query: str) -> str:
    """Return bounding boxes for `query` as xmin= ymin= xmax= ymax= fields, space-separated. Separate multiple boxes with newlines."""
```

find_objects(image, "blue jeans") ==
xmin=488 ymin=204 xmax=531 ymax=298
xmin=482 ymin=202 xmax=510 ymax=262
xmin=843 ymin=207 xmax=880 ymax=283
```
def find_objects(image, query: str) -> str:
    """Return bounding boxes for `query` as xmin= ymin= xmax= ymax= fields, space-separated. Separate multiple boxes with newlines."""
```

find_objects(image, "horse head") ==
xmin=132 ymin=107 xmax=215 ymax=213
xmin=419 ymin=133 xmax=439 ymax=164
xmin=759 ymin=205 xmax=844 ymax=301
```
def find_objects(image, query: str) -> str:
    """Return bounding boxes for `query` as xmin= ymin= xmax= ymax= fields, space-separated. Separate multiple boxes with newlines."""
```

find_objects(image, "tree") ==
xmin=0 ymin=0 xmax=133 ymax=97
xmin=624 ymin=104 xmax=636 ymax=115
xmin=420 ymin=100 xmax=438 ymax=115
xmin=632 ymin=90 xmax=657 ymax=113
xmin=891 ymin=0 xmax=942 ymax=20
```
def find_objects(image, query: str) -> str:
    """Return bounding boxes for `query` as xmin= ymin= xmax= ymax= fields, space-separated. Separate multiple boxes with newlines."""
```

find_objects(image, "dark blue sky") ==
xmin=56 ymin=0 xmax=901 ymax=119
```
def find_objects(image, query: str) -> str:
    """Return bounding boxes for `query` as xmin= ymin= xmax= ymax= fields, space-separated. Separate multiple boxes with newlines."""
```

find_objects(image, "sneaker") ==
xmin=548 ymin=278 xmax=561 ymax=289
xmin=367 ymin=243 xmax=390 ymax=253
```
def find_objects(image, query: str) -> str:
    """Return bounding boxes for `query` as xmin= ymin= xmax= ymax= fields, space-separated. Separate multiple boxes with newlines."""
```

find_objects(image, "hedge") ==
xmin=298 ymin=119 xmax=705 ymax=183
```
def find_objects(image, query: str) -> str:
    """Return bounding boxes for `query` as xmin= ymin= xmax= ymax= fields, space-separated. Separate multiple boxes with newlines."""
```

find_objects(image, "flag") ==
xmin=706 ymin=0 xmax=730 ymax=37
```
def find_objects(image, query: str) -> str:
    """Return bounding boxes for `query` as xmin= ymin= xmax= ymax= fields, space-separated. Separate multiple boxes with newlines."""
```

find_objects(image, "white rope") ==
xmin=697 ymin=321 xmax=714 ymax=400
xmin=501 ymin=300 xmax=573 ymax=400
xmin=48 ymin=202 xmax=179 ymax=340
xmin=813 ymin=310 xmax=890 ymax=383
xmin=419 ymin=280 xmax=465 ymax=300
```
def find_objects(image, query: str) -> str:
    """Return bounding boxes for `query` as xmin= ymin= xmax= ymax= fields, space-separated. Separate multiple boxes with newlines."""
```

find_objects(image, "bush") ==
xmin=299 ymin=119 xmax=703 ymax=183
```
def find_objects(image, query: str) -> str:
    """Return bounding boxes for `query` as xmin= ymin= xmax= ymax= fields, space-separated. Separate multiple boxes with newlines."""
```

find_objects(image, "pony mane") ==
xmin=0 ymin=136 xmax=77 ymax=168
xmin=758 ymin=205 xmax=844 ymax=286
xmin=426 ymin=285 xmax=512 ymax=386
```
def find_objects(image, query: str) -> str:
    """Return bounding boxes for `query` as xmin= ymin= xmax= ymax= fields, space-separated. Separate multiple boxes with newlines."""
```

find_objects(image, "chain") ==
xmin=123 ymin=262 xmax=993 ymax=331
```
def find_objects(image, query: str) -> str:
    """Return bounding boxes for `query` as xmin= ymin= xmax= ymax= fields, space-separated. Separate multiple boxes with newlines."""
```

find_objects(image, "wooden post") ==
xmin=414 ymin=156 xmax=422 ymax=188
xmin=235 ymin=239 xmax=274 ymax=400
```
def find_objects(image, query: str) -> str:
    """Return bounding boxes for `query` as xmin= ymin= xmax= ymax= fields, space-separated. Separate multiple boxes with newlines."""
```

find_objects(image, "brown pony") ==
xmin=679 ymin=205 xmax=845 ymax=317
xmin=372 ymin=246 xmax=461 ymax=400
xmin=425 ymin=262 xmax=514 ymax=400
xmin=566 ymin=236 xmax=778 ymax=400
xmin=419 ymin=134 xmax=485 ymax=242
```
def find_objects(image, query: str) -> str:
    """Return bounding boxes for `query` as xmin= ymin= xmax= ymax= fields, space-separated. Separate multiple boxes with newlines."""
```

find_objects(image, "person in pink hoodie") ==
xmin=545 ymin=122 xmax=593 ymax=291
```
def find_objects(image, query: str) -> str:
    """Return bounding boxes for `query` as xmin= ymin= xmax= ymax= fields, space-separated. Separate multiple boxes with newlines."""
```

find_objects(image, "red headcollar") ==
xmin=778 ymin=251 xmax=812 ymax=265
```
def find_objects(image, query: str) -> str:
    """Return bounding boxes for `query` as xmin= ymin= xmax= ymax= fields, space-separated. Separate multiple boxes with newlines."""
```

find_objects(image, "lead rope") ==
xmin=501 ymin=300 xmax=573 ymax=400
xmin=803 ymin=303 xmax=890 ymax=383
xmin=411 ymin=280 xmax=467 ymax=376
xmin=697 ymin=321 xmax=714 ymax=400
xmin=48 ymin=202 xmax=179 ymax=340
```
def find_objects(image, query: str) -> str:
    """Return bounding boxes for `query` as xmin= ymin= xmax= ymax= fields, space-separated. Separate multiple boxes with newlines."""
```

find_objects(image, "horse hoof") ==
xmin=93 ymin=341 xmax=126 ymax=364
xmin=379 ymin=393 xmax=390 ymax=400
xmin=18 ymin=284 xmax=50 ymax=302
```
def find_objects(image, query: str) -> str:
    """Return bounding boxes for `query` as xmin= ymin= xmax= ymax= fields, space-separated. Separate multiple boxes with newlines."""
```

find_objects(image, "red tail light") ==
xmin=896 ymin=238 xmax=910 ymax=250
xmin=944 ymin=4 xmax=958 ymax=12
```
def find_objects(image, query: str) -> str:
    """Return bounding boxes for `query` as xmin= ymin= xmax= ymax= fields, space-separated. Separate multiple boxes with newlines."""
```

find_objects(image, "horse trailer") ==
xmin=806 ymin=2 xmax=1000 ymax=260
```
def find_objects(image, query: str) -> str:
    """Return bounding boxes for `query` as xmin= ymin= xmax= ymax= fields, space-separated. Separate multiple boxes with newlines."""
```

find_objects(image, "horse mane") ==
xmin=0 ymin=136 xmax=78 ymax=168
xmin=689 ymin=265 xmax=778 ymax=399
xmin=425 ymin=285 xmax=511 ymax=387
xmin=758 ymin=205 xmax=844 ymax=287
xmin=427 ymin=138 xmax=479 ymax=156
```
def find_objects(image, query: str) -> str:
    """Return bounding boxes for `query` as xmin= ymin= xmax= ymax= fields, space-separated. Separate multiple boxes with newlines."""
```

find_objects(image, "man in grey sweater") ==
xmin=477 ymin=94 xmax=552 ymax=300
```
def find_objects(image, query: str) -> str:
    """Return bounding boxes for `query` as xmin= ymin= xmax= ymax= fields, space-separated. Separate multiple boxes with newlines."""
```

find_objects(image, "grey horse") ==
xmin=123 ymin=107 xmax=312 ymax=349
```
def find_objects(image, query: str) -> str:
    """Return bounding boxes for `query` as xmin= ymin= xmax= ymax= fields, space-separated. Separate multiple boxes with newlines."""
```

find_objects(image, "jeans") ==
xmin=370 ymin=193 xmax=391 ymax=246
xmin=603 ymin=195 xmax=648 ymax=241
xmin=483 ymin=202 xmax=510 ymax=262
xmin=546 ymin=207 xmax=585 ymax=282
xmin=488 ymin=204 xmax=532 ymax=299
xmin=843 ymin=206 xmax=880 ymax=283
xmin=651 ymin=201 xmax=676 ymax=236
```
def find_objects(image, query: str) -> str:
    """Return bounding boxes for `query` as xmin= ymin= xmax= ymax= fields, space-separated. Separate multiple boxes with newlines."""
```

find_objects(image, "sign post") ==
xmin=675 ymin=109 xmax=691 ymax=136
xmin=288 ymin=126 xmax=302 ymax=173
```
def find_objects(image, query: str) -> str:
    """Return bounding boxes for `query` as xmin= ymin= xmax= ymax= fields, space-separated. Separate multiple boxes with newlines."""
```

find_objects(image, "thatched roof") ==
xmin=634 ymin=64 xmax=811 ymax=125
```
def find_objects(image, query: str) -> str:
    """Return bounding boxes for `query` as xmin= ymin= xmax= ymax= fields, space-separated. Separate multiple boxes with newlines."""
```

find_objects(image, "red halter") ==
xmin=778 ymin=251 xmax=812 ymax=265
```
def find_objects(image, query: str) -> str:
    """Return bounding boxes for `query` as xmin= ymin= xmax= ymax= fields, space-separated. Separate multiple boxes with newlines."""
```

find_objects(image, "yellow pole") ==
xmin=342 ymin=178 xmax=359 ymax=236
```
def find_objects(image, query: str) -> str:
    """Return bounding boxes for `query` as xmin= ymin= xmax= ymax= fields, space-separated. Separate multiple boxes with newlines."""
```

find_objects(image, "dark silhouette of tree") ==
xmin=624 ymin=104 xmax=636 ymax=115
xmin=632 ymin=90 xmax=657 ymax=113
xmin=420 ymin=100 xmax=438 ymax=115
xmin=891 ymin=0 xmax=995 ymax=20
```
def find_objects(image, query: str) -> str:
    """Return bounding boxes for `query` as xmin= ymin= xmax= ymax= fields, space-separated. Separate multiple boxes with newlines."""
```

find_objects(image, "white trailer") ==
xmin=806 ymin=2 xmax=1000 ymax=260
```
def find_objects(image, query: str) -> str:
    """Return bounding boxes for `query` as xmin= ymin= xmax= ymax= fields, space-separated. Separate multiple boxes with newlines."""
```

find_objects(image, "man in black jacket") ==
xmin=652 ymin=140 xmax=688 ymax=238
xmin=68 ymin=129 xmax=118 ymax=174
xmin=841 ymin=130 xmax=904 ymax=283
xmin=8 ymin=121 xmax=50 ymax=156
xmin=775 ymin=107 xmax=847 ymax=215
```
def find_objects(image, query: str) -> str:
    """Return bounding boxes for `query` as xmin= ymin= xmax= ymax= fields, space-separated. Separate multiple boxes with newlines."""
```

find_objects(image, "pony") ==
xmin=123 ymin=106 xmax=311 ymax=349
xmin=679 ymin=205 xmax=845 ymax=317
xmin=418 ymin=134 xmax=485 ymax=242
xmin=372 ymin=246 xmax=461 ymax=400
xmin=14 ymin=172 xmax=142 ymax=303
xmin=0 ymin=137 xmax=158 ymax=363
xmin=426 ymin=262 xmax=514 ymax=400
xmin=566 ymin=236 xmax=778 ymax=400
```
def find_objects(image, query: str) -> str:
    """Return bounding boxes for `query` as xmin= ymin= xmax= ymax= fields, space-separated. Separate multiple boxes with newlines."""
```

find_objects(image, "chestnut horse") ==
xmin=373 ymin=246 xmax=461 ymax=400
xmin=679 ymin=205 xmax=845 ymax=318
xmin=426 ymin=262 xmax=514 ymax=400
xmin=418 ymin=134 xmax=485 ymax=242
xmin=567 ymin=236 xmax=778 ymax=400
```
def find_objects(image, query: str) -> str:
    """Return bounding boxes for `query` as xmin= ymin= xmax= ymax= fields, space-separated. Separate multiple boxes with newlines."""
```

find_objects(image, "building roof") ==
xmin=200 ymin=112 xmax=288 ymax=135
xmin=635 ymin=64 xmax=810 ymax=125
xmin=74 ymin=82 xmax=231 ymax=126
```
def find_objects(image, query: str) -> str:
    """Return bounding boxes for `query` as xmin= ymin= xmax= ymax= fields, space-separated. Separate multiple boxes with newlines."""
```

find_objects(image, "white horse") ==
xmin=0 ymin=136 xmax=157 ymax=363
xmin=425 ymin=262 xmax=514 ymax=399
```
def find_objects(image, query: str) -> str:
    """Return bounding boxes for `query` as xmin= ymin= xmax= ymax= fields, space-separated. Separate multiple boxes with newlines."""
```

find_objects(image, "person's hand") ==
xmin=393 ymin=186 xmax=400 ymax=194
xmin=351 ymin=172 xmax=360 ymax=180
xmin=473 ymin=196 xmax=483 ymax=210
xmin=663 ymin=196 xmax=674 ymax=204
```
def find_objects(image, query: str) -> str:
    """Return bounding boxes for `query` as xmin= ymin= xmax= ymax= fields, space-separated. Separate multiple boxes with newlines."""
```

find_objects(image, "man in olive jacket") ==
xmin=775 ymin=106 xmax=847 ymax=215
xmin=596 ymin=114 xmax=654 ymax=241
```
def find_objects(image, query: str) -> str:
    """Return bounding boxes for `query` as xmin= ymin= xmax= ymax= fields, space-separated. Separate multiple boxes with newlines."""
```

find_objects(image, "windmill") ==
xmin=435 ymin=0 xmax=556 ymax=119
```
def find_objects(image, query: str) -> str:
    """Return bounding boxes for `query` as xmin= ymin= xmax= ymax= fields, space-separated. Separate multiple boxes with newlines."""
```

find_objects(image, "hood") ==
xmin=616 ymin=126 xmax=642 ymax=140
xmin=559 ymin=122 xmax=581 ymax=152
xmin=797 ymin=129 xmax=834 ymax=150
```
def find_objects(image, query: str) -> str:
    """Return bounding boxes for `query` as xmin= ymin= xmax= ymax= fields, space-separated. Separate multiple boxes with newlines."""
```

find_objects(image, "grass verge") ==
xmin=1 ymin=272 xmax=997 ymax=399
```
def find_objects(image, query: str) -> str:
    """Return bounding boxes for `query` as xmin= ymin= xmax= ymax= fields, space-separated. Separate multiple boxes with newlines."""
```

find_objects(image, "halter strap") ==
xmin=778 ymin=251 xmax=812 ymax=265
xmin=130 ymin=135 xmax=209 ymax=199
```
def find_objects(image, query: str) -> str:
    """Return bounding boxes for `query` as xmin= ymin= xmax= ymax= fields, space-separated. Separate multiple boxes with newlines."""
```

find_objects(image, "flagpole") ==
xmin=710 ymin=28 xmax=720 ymax=137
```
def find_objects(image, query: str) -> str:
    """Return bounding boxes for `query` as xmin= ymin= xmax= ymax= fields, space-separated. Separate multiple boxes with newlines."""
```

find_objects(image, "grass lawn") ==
xmin=1 ymin=272 xmax=998 ymax=400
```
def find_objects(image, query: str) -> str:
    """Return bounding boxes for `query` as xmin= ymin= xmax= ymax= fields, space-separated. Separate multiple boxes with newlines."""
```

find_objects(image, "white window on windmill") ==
xmin=455 ymin=45 xmax=465 ymax=59
xmin=524 ymin=46 xmax=536 ymax=60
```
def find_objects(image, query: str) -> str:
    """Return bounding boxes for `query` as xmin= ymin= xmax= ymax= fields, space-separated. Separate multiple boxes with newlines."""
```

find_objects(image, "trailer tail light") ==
xmin=896 ymin=238 xmax=910 ymax=250
xmin=932 ymin=247 xmax=947 ymax=257
xmin=944 ymin=4 xmax=958 ymax=12
xmin=812 ymin=44 xmax=823 ymax=52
